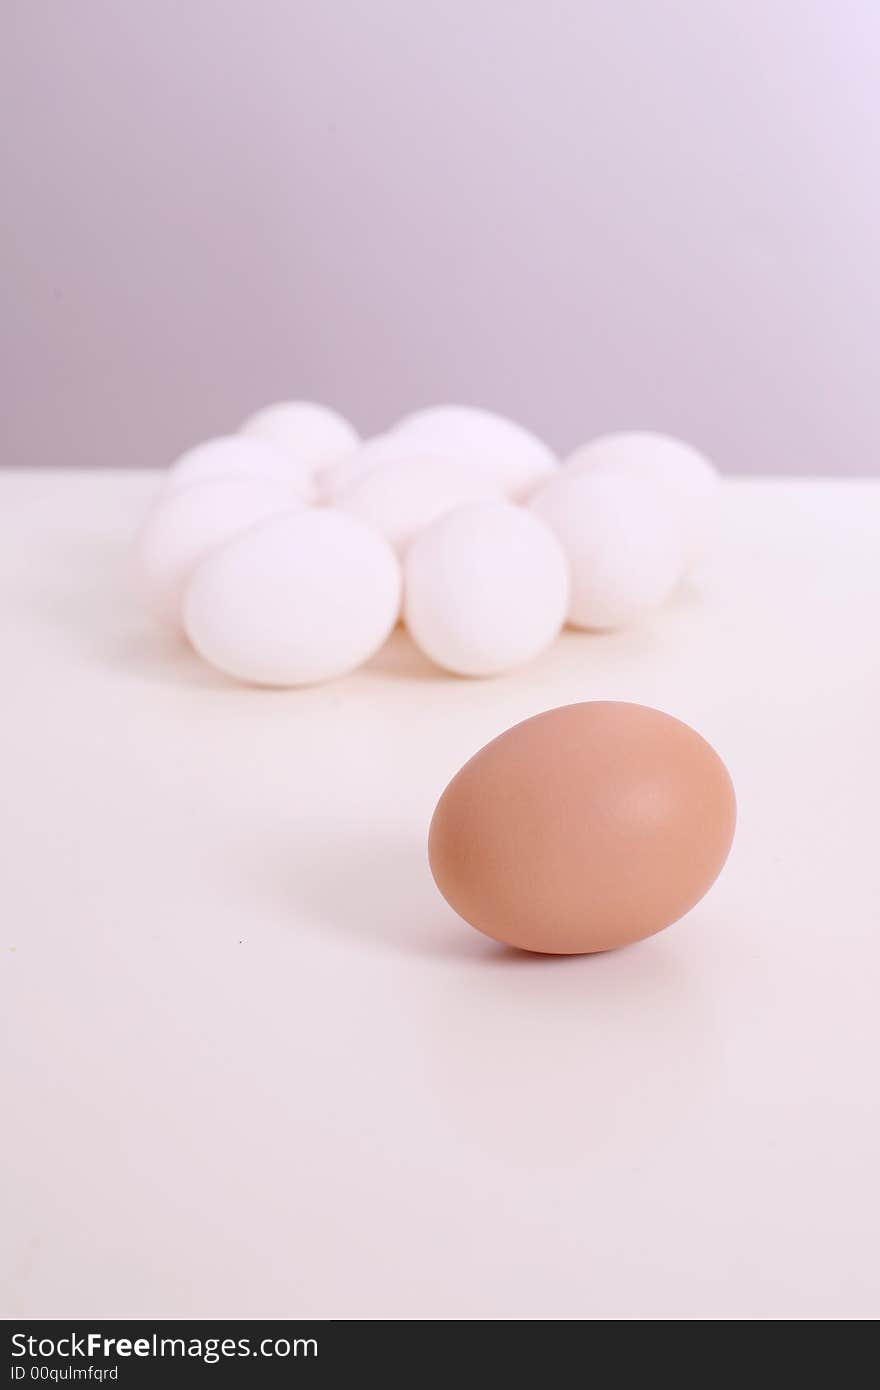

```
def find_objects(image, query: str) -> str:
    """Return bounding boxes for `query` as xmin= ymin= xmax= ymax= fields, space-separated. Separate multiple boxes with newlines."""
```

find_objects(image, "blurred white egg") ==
xmin=183 ymin=509 xmax=401 ymax=687
xmin=239 ymin=402 xmax=358 ymax=482
xmin=136 ymin=476 xmax=304 ymax=630
xmin=166 ymin=436 xmax=315 ymax=499
xmin=565 ymin=431 xmax=719 ymax=567
xmin=530 ymin=472 xmax=686 ymax=630
xmin=391 ymin=404 xmax=557 ymax=499
xmin=404 ymin=501 xmax=569 ymax=676
xmin=336 ymin=454 xmax=502 ymax=555
xmin=319 ymin=433 xmax=436 ymax=503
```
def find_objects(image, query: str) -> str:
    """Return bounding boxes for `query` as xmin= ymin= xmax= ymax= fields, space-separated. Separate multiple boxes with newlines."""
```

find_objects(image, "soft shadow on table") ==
xmin=414 ymin=935 xmax=721 ymax=1166
xmin=270 ymin=825 xmax=500 ymax=963
xmin=286 ymin=824 xmax=726 ymax=1163
xmin=104 ymin=625 xmax=236 ymax=691
xmin=21 ymin=531 xmax=235 ymax=691
xmin=113 ymin=618 xmax=450 ymax=692
xmin=361 ymin=626 xmax=443 ymax=682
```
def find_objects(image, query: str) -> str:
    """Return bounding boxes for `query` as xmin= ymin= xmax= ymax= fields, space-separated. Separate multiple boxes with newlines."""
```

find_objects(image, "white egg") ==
xmin=530 ymin=472 xmax=686 ymax=630
xmin=166 ymin=436 xmax=316 ymax=499
xmin=391 ymin=404 xmax=557 ymax=499
xmin=183 ymin=509 xmax=401 ymax=687
xmin=239 ymin=401 xmax=358 ymax=481
xmin=319 ymin=433 xmax=436 ymax=503
xmin=136 ymin=476 xmax=304 ymax=630
xmin=404 ymin=501 xmax=569 ymax=677
xmin=336 ymin=454 xmax=502 ymax=555
xmin=564 ymin=431 xmax=719 ymax=567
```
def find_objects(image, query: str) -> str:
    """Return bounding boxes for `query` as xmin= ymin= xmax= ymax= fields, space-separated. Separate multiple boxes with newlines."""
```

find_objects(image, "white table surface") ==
xmin=2 ymin=471 xmax=878 ymax=1321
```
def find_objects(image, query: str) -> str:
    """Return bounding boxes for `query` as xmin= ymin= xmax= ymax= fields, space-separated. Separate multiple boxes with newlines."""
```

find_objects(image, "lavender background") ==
xmin=3 ymin=0 xmax=879 ymax=475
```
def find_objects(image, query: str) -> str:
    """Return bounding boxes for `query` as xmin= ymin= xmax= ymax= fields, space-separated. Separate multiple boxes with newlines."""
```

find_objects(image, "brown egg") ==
xmin=429 ymin=701 xmax=736 ymax=954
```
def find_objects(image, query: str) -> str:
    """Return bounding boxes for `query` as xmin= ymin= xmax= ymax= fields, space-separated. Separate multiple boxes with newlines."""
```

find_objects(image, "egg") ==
xmin=429 ymin=701 xmax=736 ymax=954
xmin=320 ymin=433 xmax=441 ymax=503
xmin=391 ymin=404 xmax=557 ymax=499
xmin=404 ymin=501 xmax=569 ymax=676
xmin=183 ymin=509 xmax=401 ymax=686
xmin=166 ymin=436 xmax=316 ymax=500
xmin=530 ymin=471 xmax=686 ymax=629
xmin=239 ymin=401 xmax=358 ymax=482
xmin=135 ymin=476 xmax=305 ymax=629
xmin=564 ymin=431 xmax=720 ymax=567
xmin=336 ymin=454 xmax=502 ymax=555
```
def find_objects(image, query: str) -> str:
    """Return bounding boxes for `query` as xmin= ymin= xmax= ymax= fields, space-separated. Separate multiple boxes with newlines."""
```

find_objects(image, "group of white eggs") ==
xmin=135 ymin=402 xmax=720 ymax=685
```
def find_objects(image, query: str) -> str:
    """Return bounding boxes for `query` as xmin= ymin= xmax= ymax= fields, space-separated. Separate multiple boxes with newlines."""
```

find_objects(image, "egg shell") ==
xmin=429 ymin=701 xmax=737 ymax=954
xmin=319 ymin=433 xmax=445 ymax=503
xmin=404 ymin=501 xmax=569 ymax=676
xmin=183 ymin=508 xmax=401 ymax=687
xmin=166 ymin=436 xmax=316 ymax=500
xmin=530 ymin=471 xmax=686 ymax=629
xmin=239 ymin=402 xmax=358 ymax=480
xmin=391 ymin=404 xmax=557 ymax=499
xmin=564 ymin=431 xmax=719 ymax=567
xmin=336 ymin=453 xmax=502 ymax=555
xmin=135 ymin=475 xmax=305 ymax=629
